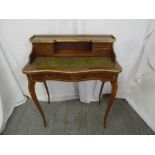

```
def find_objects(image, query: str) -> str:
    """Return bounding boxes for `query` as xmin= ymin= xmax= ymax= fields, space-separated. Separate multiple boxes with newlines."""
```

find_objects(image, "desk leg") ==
xmin=43 ymin=81 xmax=50 ymax=104
xmin=99 ymin=81 xmax=105 ymax=105
xmin=28 ymin=79 xmax=47 ymax=127
xmin=104 ymin=80 xmax=118 ymax=128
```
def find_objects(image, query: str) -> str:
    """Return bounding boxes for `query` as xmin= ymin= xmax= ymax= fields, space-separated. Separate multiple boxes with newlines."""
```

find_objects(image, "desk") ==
xmin=23 ymin=35 xmax=122 ymax=128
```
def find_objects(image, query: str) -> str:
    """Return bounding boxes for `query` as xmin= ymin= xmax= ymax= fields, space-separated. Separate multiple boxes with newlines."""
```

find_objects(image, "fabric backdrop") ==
xmin=0 ymin=19 xmax=154 ymax=132
xmin=126 ymin=20 xmax=155 ymax=131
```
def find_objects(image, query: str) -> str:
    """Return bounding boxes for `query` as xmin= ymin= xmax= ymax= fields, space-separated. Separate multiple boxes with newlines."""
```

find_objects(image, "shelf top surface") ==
xmin=23 ymin=57 xmax=122 ymax=74
xmin=30 ymin=34 xmax=116 ymax=43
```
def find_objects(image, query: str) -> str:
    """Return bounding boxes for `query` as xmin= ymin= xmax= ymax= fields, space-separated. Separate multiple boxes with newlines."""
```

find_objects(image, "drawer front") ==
xmin=93 ymin=43 xmax=112 ymax=56
xmin=34 ymin=43 xmax=54 ymax=56
xmin=30 ymin=72 xmax=115 ymax=82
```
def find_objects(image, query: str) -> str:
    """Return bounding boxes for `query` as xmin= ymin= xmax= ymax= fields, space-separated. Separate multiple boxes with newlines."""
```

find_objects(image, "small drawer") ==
xmin=30 ymin=72 xmax=115 ymax=82
xmin=85 ymin=73 xmax=114 ymax=80
xmin=33 ymin=43 xmax=54 ymax=55
xmin=92 ymin=43 xmax=112 ymax=56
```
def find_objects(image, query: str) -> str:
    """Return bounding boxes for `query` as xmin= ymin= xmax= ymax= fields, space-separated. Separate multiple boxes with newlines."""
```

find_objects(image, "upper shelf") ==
xmin=30 ymin=34 xmax=116 ymax=43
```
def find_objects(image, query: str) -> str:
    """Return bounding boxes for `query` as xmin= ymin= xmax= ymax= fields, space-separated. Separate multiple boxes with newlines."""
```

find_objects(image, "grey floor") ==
xmin=2 ymin=95 xmax=154 ymax=135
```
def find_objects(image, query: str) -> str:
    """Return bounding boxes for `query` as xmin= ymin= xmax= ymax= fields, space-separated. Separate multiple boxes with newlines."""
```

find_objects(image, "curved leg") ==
xmin=43 ymin=81 xmax=50 ymax=104
xmin=104 ymin=80 xmax=118 ymax=128
xmin=99 ymin=81 xmax=105 ymax=105
xmin=28 ymin=79 xmax=47 ymax=127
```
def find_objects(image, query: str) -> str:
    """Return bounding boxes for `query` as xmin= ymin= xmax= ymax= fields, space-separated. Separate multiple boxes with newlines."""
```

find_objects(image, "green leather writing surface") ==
xmin=32 ymin=57 xmax=114 ymax=68
xmin=23 ymin=56 xmax=122 ymax=74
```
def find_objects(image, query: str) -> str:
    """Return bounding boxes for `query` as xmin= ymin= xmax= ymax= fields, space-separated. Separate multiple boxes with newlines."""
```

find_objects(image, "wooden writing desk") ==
xmin=22 ymin=35 xmax=122 ymax=128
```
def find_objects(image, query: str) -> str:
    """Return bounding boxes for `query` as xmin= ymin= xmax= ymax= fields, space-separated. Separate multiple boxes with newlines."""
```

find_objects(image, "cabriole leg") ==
xmin=43 ymin=81 xmax=50 ymax=104
xmin=104 ymin=80 xmax=118 ymax=128
xmin=99 ymin=81 xmax=105 ymax=105
xmin=28 ymin=79 xmax=47 ymax=127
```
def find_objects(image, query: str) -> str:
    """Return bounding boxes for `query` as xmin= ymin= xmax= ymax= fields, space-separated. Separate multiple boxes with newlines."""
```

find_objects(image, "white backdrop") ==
xmin=0 ymin=19 xmax=155 ymax=132
xmin=126 ymin=20 xmax=155 ymax=131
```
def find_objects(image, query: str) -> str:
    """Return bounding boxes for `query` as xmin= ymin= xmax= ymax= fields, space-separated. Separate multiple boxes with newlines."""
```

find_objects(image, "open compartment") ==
xmin=53 ymin=42 xmax=92 ymax=56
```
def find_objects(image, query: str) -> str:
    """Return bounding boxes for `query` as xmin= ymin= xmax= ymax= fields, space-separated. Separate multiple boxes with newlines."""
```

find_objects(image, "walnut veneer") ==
xmin=23 ymin=34 xmax=122 ymax=128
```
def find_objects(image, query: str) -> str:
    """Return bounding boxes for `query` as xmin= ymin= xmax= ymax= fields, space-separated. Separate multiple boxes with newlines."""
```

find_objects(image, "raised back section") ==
xmin=29 ymin=35 xmax=116 ymax=62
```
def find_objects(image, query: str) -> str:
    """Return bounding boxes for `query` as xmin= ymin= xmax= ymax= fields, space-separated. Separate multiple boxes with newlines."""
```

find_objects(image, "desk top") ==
xmin=30 ymin=35 xmax=115 ymax=43
xmin=23 ymin=57 xmax=122 ymax=74
xmin=23 ymin=34 xmax=122 ymax=75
